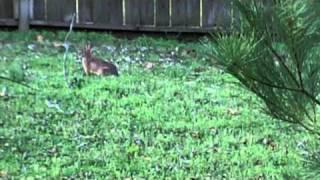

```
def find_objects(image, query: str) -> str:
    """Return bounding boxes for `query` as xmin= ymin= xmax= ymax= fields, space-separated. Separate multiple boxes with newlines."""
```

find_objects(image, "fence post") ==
xmin=19 ymin=0 xmax=30 ymax=31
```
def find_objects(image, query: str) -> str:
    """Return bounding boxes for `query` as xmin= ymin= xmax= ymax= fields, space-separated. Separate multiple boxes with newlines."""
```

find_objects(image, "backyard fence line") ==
xmin=0 ymin=0 xmax=236 ymax=32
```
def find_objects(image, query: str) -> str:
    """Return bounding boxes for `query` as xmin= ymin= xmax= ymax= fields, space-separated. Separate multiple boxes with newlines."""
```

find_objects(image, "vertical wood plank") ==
xmin=126 ymin=0 xmax=154 ymax=26
xmin=47 ymin=0 xmax=75 ymax=22
xmin=29 ymin=0 xmax=34 ymax=19
xmin=203 ymin=0 xmax=215 ymax=27
xmin=139 ymin=0 xmax=154 ymax=25
xmin=92 ymin=0 xmax=122 ymax=25
xmin=203 ymin=0 xmax=231 ymax=28
xmin=46 ymin=0 xmax=62 ymax=21
xmin=172 ymin=0 xmax=186 ymax=26
xmin=156 ymin=0 xmax=169 ymax=26
xmin=33 ymin=0 xmax=45 ymax=20
xmin=93 ymin=0 xmax=109 ymax=24
xmin=186 ymin=0 xmax=200 ymax=27
xmin=108 ymin=0 xmax=122 ymax=25
xmin=171 ymin=0 xmax=201 ymax=27
xmin=125 ymin=0 xmax=140 ymax=25
xmin=13 ymin=0 xmax=19 ymax=19
xmin=79 ymin=0 xmax=93 ymax=23
xmin=63 ymin=0 xmax=76 ymax=22
xmin=0 ymin=0 xmax=13 ymax=19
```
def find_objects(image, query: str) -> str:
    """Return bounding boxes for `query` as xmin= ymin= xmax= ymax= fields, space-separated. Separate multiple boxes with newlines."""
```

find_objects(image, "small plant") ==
xmin=7 ymin=62 xmax=25 ymax=82
xmin=209 ymin=0 xmax=320 ymax=135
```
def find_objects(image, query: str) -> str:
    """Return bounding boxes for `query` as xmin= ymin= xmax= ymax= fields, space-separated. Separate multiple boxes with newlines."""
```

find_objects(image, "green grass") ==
xmin=0 ymin=30 xmax=319 ymax=179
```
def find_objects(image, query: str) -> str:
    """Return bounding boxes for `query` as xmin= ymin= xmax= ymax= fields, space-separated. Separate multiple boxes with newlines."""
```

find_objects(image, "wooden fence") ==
xmin=0 ymin=0 xmax=235 ymax=32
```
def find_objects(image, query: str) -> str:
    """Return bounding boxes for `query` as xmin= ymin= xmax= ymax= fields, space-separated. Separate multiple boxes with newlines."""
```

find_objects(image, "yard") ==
xmin=0 ymin=31 xmax=319 ymax=179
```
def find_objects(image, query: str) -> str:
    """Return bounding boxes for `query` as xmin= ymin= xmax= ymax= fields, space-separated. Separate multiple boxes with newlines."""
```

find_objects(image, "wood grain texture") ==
xmin=172 ymin=0 xmax=200 ymax=27
xmin=126 ymin=0 xmax=154 ymax=26
xmin=125 ymin=0 xmax=139 ymax=25
xmin=79 ymin=0 xmax=93 ymax=23
xmin=0 ymin=0 xmax=13 ymax=19
xmin=0 ymin=0 xmax=234 ymax=32
xmin=80 ymin=0 xmax=122 ymax=25
xmin=203 ymin=0 xmax=231 ymax=27
xmin=33 ymin=0 xmax=45 ymax=20
xmin=156 ymin=0 xmax=169 ymax=26
xmin=139 ymin=0 xmax=154 ymax=25
xmin=172 ymin=0 xmax=186 ymax=26
xmin=186 ymin=0 xmax=200 ymax=26
xmin=47 ymin=0 xmax=75 ymax=22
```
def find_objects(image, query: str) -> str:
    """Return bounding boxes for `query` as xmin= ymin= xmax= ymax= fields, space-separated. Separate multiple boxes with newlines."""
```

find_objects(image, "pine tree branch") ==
xmin=245 ymin=72 xmax=320 ymax=107
xmin=244 ymin=73 xmax=301 ymax=92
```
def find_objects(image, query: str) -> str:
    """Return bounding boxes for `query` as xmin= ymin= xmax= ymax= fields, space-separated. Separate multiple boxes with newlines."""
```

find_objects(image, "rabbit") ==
xmin=82 ymin=44 xmax=119 ymax=76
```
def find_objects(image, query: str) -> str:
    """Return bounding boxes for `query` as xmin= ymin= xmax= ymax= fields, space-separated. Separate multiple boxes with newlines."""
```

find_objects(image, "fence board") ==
xmin=0 ymin=0 xmax=235 ymax=32
xmin=172 ymin=0 xmax=200 ymax=27
xmin=126 ymin=0 xmax=154 ymax=26
xmin=125 ymin=0 xmax=139 ymax=25
xmin=93 ymin=0 xmax=109 ymax=24
xmin=203 ymin=0 xmax=231 ymax=27
xmin=156 ymin=0 xmax=169 ymax=26
xmin=172 ymin=0 xmax=186 ymax=26
xmin=62 ymin=0 xmax=76 ymax=22
xmin=186 ymin=0 xmax=200 ymax=26
xmin=92 ymin=0 xmax=122 ymax=25
xmin=47 ymin=0 xmax=75 ymax=22
xmin=79 ymin=0 xmax=93 ymax=23
xmin=0 ymin=0 xmax=13 ymax=19
xmin=108 ymin=0 xmax=123 ymax=25
xmin=33 ymin=0 xmax=45 ymax=20
xmin=46 ymin=0 xmax=62 ymax=21
xmin=139 ymin=0 xmax=154 ymax=25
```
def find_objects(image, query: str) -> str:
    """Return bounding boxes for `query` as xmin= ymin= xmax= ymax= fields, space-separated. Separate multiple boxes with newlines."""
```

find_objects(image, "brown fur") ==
xmin=82 ymin=45 xmax=119 ymax=76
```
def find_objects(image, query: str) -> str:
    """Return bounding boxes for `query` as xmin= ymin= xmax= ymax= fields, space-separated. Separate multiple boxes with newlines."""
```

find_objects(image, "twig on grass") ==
xmin=0 ymin=75 xmax=36 ymax=91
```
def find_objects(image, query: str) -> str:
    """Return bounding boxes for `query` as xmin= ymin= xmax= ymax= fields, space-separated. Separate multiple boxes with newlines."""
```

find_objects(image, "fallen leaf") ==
xmin=36 ymin=35 xmax=44 ymax=43
xmin=227 ymin=108 xmax=241 ymax=116
xmin=257 ymin=137 xmax=277 ymax=151
xmin=144 ymin=62 xmax=156 ymax=70
xmin=47 ymin=146 xmax=59 ymax=156
xmin=27 ymin=44 xmax=37 ymax=51
xmin=0 ymin=87 xmax=8 ymax=97
xmin=46 ymin=100 xmax=64 ymax=113
xmin=53 ymin=41 xmax=64 ymax=48
xmin=0 ymin=171 xmax=8 ymax=178
xmin=181 ymin=49 xmax=188 ymax=57
xmin=143 ymin=156 xmax=151 ymax=161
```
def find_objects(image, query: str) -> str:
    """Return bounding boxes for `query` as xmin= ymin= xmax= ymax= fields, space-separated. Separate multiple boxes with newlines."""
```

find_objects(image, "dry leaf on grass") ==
xmin=53 ymin=41 xmax=64 ymax=48
xmin=144 ymin=62 xmax=156 ymax=70
xmin=227 ymin=108 xmax=241 ymax=116
xmin=36 ymin=35 xmax=44 ymax=43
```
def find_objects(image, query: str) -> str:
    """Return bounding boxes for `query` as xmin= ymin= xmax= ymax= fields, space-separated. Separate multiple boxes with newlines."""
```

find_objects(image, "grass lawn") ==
xmin=0 ymin=30 xmax=319 ymax=179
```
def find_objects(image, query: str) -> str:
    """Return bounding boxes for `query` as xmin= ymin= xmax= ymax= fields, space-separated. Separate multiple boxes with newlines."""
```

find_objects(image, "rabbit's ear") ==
xmin=89 ymin=45 xmax=93 ymax=53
